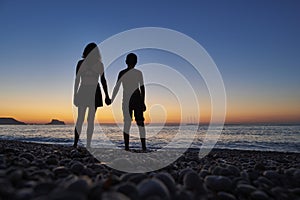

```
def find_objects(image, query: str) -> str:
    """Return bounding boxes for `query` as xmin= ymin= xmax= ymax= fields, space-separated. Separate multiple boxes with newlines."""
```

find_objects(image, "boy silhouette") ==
xmin=111 ymin=53 xmax=146 ymax=151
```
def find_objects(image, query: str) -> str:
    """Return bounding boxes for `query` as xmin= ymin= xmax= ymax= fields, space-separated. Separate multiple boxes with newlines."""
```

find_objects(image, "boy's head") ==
xmin=126 ymin=53 xmax=137 ymax=68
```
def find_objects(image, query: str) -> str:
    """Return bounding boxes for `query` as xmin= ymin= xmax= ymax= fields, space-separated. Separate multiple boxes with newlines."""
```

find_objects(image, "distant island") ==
xmin=0 ymin=117 xmax=26 ymax=125
xmin=46 ymin=119 xmax=65 ymax=125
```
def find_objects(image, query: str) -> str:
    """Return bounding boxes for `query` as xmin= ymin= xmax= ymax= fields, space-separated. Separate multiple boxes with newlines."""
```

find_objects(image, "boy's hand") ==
xmin=142 ymin=103 xmax=146 ymax=112
xmin=105 ymin=97 xmax=111 ymax=105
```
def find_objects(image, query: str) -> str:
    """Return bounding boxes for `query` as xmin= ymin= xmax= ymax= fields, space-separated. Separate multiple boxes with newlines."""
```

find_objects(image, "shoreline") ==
xmin=0 ymin=139 xmax=299 ymax=199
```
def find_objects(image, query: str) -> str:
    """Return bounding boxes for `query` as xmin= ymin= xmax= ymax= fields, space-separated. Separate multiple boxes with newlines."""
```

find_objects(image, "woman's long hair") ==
xmin=82 ymin=42 xmax=102 ymax=65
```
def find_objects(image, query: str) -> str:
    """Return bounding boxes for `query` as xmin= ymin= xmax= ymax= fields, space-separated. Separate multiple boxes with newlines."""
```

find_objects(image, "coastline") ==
xmin=0 ymin=139 xmax=299 ymax=200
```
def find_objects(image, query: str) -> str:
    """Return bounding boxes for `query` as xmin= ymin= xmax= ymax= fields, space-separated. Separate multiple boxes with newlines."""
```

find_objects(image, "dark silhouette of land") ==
xmin=46 ymin=119 xmax=65 ymax=125
xmin=0 ymin=117 xmax=26 ymax=125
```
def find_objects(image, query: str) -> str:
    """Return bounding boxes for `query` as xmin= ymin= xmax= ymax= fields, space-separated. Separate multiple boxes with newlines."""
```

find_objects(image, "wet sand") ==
xmin=0 ymin=139 xmax=299 ymax=200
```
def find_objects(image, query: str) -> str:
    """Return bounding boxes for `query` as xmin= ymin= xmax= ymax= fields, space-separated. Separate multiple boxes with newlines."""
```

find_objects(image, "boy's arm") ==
xmin=111 ymin=72 xmax=121 ymax=103
xmin=101 ymin=72 xmax=109 ymax=98
xmin=140 ymin=72 xmax=146 ymax=111
xmin=101 ymin=72 xmax=111 ymax=105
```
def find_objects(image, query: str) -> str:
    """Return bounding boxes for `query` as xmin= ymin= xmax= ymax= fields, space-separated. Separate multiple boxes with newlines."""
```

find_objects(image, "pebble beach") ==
xmin=0 ymin=139 xmax=299 ymax=200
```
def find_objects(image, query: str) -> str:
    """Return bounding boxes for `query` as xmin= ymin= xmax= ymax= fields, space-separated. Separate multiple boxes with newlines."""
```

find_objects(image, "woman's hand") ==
xmin=105 ymin=96 xmax=111 ymax=106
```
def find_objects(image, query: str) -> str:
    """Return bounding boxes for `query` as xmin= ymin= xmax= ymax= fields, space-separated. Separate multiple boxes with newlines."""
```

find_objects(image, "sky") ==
xmin=0 ymin=0 xmax=300 ymax=124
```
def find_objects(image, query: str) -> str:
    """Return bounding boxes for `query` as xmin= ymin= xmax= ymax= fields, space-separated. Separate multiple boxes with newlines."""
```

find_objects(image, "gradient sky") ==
xmin=0 ymin=0 xmax=299 ymax=124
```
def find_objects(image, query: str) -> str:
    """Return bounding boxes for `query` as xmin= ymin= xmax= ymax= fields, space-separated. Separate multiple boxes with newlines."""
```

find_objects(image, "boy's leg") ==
xmin=123 ymin=103 xmax=132 ymax=150
xmin=137 ymin=122 xmax=146 ymax=151
xmin=135 ymin=108 xmax=146 ymax=151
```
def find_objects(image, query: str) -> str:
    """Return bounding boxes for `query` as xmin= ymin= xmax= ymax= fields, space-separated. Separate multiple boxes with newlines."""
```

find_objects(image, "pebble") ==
xmin=137 ymin=179 xmax=170 ymax=199
xmin=67 ymin=178 xmax=91 ymax=195
xmin=34 ymin=182 xmax=57 ymax=196
xmin=88 ymin=182 xmax=103 ymax=200
xmin=45 ymin=156 xmax=58 ymax=166
xmin=174 ymin=189 xmax=193 ymax=200
xmin=183 ymin=170 xmax=202 ymax=191
xmin=101 ymin=191 xmax=130 ymax=200
xmin=154 ymin=172 xmax=176 ymax=195
xmin=235 ymin=184 xmax=256 ymax=195
xmin=250 ymin=190 xmax=269 ymax=200
xmin=115 ymin=182 xmax=139 ymax=200
xmin=19 ymin=153 xmax=35 ymax=162
xmin=217 ymin=191 xmax=237 ymax=200
xmin=70 ymin=162 xmax=85 ymax=174
xmin=53 ymin=166 xmax=70 ymax=178
xmin=178 ymin=168 xmax=193 ymax=184
xmin=256 ymin=176 xmax=274 ymax=187
xmin=204 ymin=175 xmax=232 ymax=192
xmin=254 ymin=162 xmax=265 ymax=171
xmin=227 ymin=165 xmax=240 ymax=176
xmin=199 ymin=169 xmax=210 ymax=179
xmin=14 ymin=188 xmax=33 ymax=200
xmin=47 ymin=190 xmax=87 ymax=200
xmin=127 ymin=173 xmax=148 ymax=185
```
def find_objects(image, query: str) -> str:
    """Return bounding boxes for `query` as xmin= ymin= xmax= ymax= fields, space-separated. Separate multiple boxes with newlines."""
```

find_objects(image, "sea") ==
xmin=0 ymin=124 xmax=299 ymax=153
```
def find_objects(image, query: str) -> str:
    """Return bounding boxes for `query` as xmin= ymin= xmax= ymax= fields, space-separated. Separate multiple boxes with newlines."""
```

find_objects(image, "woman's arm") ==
xmin=73 ymin=61 xmax=82 ymax=105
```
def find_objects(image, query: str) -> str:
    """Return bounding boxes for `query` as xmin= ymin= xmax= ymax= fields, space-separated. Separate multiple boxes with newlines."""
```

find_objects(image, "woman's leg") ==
xmin=86 ymin=106 xmax=96 ymax=148
xmin=74 ymin=106 xmax=87 ymax=147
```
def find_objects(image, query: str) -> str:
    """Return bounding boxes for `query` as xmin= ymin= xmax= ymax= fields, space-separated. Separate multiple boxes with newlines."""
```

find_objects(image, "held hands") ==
xmin=105 ymin=96 xmax=111 ymax=106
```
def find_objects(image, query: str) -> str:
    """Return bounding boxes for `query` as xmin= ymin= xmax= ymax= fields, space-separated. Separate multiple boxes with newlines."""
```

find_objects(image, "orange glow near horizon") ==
xmin=1 ymin=87 xmax=300 ymax=124
xmin=1 ymin=98 xmax=300 ymax=124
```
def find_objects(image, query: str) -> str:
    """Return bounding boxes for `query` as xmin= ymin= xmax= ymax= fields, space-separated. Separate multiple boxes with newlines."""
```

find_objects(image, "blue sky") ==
xmin=0 ymin=0 xmax=299 ymax=123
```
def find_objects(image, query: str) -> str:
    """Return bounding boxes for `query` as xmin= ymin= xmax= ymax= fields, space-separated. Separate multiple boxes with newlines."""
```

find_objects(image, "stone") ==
xmin=263 ymin=170 xmax=280 ymax=180
xmin=154 ymin=172 xmax=176 ymax=195
xmin=19 ymin=153 xmax=35 ymax=162
xmin=45 ymin=156 xmax=58 ymax=166
xmin=250 ymin=190 xmax=269 ymax=200
xmin=53 ymin=166 xmax=70 ymax=178
xmin=174 ymin=189 xmax=193 ymax=200
xmin=254 ymin=163 xmax=265 ymax=171
xmin=115 ymin=182 xmax=139 ymax=200
xmin=70 ymin=162 xmax=85 ymax=174
xmin=226 ymin=165 xmax=240 ymax=177
xmin=127 ymin=173 xmax=148 ymax=185
xmin=178 ymin=168 xmax=193 ymax=184
xmin=67 ymin=178 xmax=91 ymax=195
xmin=18 ymin=158 xmax=30 ymax=167
xmin=212 ymin=166 xmax=223 ymax=175
xmin=204 ymin=175 xmax=232 ymax=192
xmin=199 ymin=169 xmax=210 ymax=179
xmin=137 ymin=179 xmax=170 ymax=199
xmin=256 ymin=176 xmax=274 ymax=187
xmin=47 ymin=190 xmax=87 ymax=200
xmin=8 ymin=169 xmax=24 ymax=185
xmin=236 ymin=184 xmax=256 ymax=195
xmin=34 ymin=182 xmax=57 ymax=196
xmin=183 ymin=171 xmax=202 ymax=191
xmin=101 ymin=191 xmax=130 ymax=200
xmin=217 ymin=191 xmax=237 ymax=200
xmin=87 ymin=184 xmax=101 ymax=199
xmin=14 ymin=188 xmax=33 ymax=200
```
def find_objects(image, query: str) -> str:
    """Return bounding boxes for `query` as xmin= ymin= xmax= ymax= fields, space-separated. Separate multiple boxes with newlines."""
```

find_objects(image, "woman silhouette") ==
xmin=73 ymin=43 xmax=111 ymax=148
